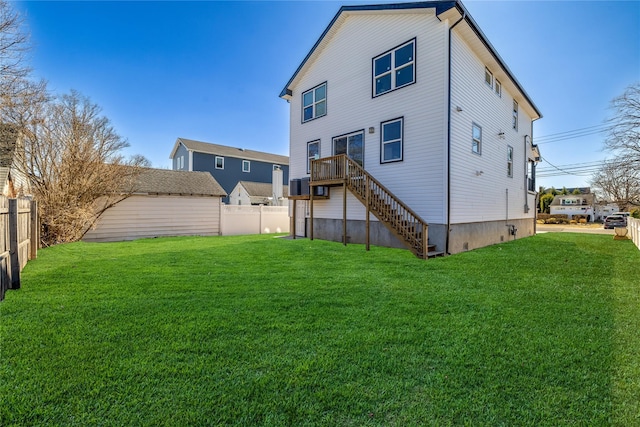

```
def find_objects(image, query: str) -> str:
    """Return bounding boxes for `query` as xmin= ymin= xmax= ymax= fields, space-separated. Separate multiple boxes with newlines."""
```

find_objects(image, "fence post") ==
xmin=8 ymin=198 xmax=20 ymax=290
xmin=259 ymin=205 xmax=264 ymax=234
xmin=30 ymin=200 xmax=38 ymax=260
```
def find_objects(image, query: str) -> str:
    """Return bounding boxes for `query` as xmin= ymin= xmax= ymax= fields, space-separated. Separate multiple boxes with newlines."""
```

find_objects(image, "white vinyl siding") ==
xmin=449 ymin=29 xmax=534 ymax=224
xmin=83 ymin=195 xmax=221 ymax=242
xmin=287 ymin=11 xmax=447 ymax=224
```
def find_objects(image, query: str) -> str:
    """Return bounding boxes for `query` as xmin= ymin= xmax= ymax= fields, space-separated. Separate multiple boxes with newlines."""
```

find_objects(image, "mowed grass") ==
xmin=1 ymin=233 xmax=638 ymax=426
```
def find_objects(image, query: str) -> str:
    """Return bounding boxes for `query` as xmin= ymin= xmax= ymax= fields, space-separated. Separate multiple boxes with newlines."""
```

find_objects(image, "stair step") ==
xmin=427 ymin=251 xmax=445 ymax=258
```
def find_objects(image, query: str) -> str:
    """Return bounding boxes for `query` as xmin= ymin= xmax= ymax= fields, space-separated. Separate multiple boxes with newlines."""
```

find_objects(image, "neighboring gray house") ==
xmin=83 ymin=168 xmax=227 ymax=242
xmin=169 ymin=138 xmax=289 ymax=203
xmin=229 ymin=181 xmax=289 ymax=206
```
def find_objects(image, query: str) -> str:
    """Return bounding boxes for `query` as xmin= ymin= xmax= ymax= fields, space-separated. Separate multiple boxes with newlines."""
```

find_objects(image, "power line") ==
xmin=534 ymin=123 xmax=611 ymax=145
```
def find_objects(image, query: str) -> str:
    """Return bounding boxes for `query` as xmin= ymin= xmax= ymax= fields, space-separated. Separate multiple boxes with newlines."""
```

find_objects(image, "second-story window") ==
xmin=373 ymin=39 xmax=416 ymax=97
xmin=215 ymin=156 xmax=224 ymax=169
xmin=302 ymin=82 xmax=327 ymax=122
xmin=507 ymin=145 xmax=513 ymax=177
xmin=472 ymin=123 xmax=482 ymax=155
xmin=242 ymin=160 xmax=250 ymax=173
xmin=495 ymin=79 xmax=502 ymax=97
xmin=513 ymin=100 xmax=519 ymax=131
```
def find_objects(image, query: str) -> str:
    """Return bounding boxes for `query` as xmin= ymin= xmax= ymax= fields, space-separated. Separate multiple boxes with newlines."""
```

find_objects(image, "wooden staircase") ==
xmin=311 ymin=154 xmax=438 ymax=259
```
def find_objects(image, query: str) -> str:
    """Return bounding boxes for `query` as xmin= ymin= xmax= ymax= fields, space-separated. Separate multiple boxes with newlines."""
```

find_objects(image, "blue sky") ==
xmin=12 ymin=0 xmax=640 ymax=190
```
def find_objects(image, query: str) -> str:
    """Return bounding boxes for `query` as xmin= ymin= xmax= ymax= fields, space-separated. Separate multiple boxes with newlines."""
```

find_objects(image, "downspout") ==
xmin=446 ymin=9 xmax=466 ymax=255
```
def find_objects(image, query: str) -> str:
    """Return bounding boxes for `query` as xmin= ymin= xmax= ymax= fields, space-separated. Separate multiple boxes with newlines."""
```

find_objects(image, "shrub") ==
xmin=579 ymin=218 xmax=587 ymax=224
xmin=546 ymin=218 xmax=558 ymax=224
xmin=570 ymin=220 xmax=577 ymax=224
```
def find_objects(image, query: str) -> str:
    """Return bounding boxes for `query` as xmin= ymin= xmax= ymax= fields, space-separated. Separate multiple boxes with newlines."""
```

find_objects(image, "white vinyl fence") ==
xmin=221 ymin=205 xmax=289 ymax=236
xmin=629 ymin=217 xmax=640 ymax=250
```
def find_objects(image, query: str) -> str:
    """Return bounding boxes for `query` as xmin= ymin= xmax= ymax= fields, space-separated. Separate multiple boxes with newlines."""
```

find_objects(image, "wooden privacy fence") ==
xmin=0 ymin=197 xmax=38 ymax=301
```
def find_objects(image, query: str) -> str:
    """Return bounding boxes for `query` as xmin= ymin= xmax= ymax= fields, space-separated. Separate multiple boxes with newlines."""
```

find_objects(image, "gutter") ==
xmin=446 ymin=9 xmax=465 ymax=255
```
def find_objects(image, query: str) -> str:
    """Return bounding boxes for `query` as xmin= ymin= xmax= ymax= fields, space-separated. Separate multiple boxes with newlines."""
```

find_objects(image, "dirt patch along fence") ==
xmin=629 ymin=218 xmax=640 ymax=250
xmin=0 ymin=197 xmax=38 ymax=301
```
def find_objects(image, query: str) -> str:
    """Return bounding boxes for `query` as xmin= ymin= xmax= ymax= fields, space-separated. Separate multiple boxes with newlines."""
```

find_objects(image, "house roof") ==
xmin=169 ymin=138 xmax=289 ymax=165
xmin=0 ymin=124 xmax=19 ymax=191
xmin=132 ymin=168 xmax=227 ymax=197
xmin=237 ymin=181 xmax=289 ymax=198
xmin=279 ymin=0 xmax=541 ymax=120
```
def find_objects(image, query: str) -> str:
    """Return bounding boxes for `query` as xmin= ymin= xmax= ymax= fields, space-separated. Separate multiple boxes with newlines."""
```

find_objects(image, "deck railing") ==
xmin=310 ymin=154 xmax=429 ymax=258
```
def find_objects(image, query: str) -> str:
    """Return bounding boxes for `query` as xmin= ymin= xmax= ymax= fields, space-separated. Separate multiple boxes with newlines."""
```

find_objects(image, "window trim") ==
xmin=472 ymin=122 xmax=482 ymax=155
xmin=301 ymin=81 xmax=327 ymax=123
xmin=495 ymin=79 xmax=502 ymax=97
xmin=372 ymin=38 xmax=417 ymax=98
xmin=512 ymin=100 xmax=519 ymax=131
xmin=242 ymin=159 xmax=250 ymax=173
xmin=215 ymin=156 xmax=224 ymax=170
xmin=380 ymin=117 xmax=404 ymax=164
xmin=307 ymin=140 xmax=320 ymax=174
xmin=507 ymin=145 xmax=514 ymax=178
xmin=332 ymin=129 xmax=365 ymax=167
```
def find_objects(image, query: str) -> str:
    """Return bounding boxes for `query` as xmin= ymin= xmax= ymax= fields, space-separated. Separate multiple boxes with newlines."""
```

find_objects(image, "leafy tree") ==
xmin=560 ymin=187 xmax=569 ymax=195
xmin=539 ymin=193 xmax=555 ymax=214
xmin=572 ymin=188 xmax=581 ymax=195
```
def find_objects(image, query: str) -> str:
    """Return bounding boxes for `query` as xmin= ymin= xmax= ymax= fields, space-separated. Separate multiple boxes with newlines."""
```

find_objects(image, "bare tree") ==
xmin=605 ymin=82 xmax=640 ymax=164
xmin=591 ymin=159 xmax=640 ymax=211
xmin=18 ymin=90 xmax=149 ymax=245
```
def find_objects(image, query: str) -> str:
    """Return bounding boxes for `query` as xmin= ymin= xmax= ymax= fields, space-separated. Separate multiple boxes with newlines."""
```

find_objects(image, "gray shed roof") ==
xmin=170 ymin=138 xmax=289 ymax=165
xmin=238 ymin=181 xmax=289 ymax=198
xmin=133 ymin=168 xmax=227 ymax=197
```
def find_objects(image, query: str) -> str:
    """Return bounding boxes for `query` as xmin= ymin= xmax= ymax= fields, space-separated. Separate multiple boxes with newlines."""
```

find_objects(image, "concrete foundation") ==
xmin=307 ymin=217 xmax=535 ymax=255
xmin=448 ymin=218 xmax=535 ymax=254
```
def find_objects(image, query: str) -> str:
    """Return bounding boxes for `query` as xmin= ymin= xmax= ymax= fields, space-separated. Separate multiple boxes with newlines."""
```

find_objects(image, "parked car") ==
xmin=603 ymin=214 xmax=627 ymax=229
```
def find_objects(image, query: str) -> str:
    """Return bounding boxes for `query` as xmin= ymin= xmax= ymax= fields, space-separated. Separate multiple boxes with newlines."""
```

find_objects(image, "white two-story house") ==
xmin=280 ymin=0 xmax=542 ymax=257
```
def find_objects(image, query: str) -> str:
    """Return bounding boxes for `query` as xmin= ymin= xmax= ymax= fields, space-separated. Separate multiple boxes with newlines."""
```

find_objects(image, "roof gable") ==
xmin=170 ymin=138 xmax=289 ymax=165
xmin=279 ymin=0 xmax=541 ymax=119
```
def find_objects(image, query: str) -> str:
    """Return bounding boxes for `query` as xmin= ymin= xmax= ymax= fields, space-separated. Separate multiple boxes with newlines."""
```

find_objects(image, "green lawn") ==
xmin=1 ymin=233 xmax=638 ymax=426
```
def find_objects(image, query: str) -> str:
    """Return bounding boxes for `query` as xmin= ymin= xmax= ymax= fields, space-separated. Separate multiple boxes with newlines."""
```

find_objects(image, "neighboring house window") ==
xmin=215 ymin=156 xmax=224 ymax=169
xmin=495 ymin=79 xmax=502 ymax=97
xmin=472 ymin=123 xmax=482 ymax=155
xmin=373 ymin=39 xmax=416 ymax=97
xmin=302 ymin=82 xmax=327 ymax=122
xmin=512 ymin=100 xmax=519 ymax=131
xmin=380 ymin=117 xmax=403 ymax=163
xmin=485 ymin=68 xmax=493 ymax=88
xmin=333 ymin=130 xmax=364 ymax=167
xmin=242 ymin=160 xmax=250 ymax=173
xmin=507 ymin=145 xmax=513 ymax=178
xmin=307 ymin=140 xmax=319 ymax=174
